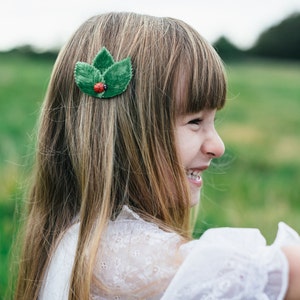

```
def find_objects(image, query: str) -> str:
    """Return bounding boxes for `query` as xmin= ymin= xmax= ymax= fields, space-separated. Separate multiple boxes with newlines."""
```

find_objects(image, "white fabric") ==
xmin=39 ymin=222 xmax=79 ymax=299
xmin=39 ymin=206 xmax=300 ymax=300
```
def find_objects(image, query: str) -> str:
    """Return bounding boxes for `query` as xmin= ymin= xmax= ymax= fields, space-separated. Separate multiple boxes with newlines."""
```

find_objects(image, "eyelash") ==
xmin=188 ymin=118 xmax=203 ymax=125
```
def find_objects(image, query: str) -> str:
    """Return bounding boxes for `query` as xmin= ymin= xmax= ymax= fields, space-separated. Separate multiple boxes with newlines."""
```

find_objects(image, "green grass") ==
xmin=1 ymin=54 xmax=300 ymax=298
xmin=0 ymin=53 xmax=54 ymax=298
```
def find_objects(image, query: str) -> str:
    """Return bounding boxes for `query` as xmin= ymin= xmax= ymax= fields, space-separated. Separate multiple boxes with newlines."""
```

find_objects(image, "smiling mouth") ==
xmin=186 ymin=170 xmax=202 ymax=182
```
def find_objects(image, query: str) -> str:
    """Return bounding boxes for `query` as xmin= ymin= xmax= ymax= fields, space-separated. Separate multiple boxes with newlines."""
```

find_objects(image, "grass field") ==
xmin=1 ymin=53 xmax=300 ymax=298
xmin=0 ymin=53 xmax=54 ymax=298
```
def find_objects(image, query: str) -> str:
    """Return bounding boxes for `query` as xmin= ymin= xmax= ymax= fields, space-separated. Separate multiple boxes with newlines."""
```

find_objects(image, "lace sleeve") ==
xmin=162 ymin=224 xmax=300 ymax=300
xmin=92 ymin=207 xmax=185 ymax=299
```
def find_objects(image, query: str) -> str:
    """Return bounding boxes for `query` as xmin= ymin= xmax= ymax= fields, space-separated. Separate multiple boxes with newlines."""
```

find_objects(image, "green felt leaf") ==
xmin=74 ymin=62 xmax=105 ymax=97
xmin=93 ymin=47 xmax=114 ymax=73
xmin=102 ymin=58 xmax=132 ymax=98
xmin=74 ymin=47 xmax=132 ymax=99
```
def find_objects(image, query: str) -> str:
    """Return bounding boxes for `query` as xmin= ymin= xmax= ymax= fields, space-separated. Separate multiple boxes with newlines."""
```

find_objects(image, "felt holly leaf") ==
xmin=103 ymin=58 xmax=132 ymax=98
xmin=74 ymin=47 xmax=132 ymax=99
xmin=74 ymin=62 xmax=105 ymax=97
xmin=93 ymin=47 xmax=114 ymax=73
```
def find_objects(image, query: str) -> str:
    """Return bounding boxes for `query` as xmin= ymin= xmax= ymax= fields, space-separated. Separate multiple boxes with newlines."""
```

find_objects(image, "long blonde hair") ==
xmin=15 ymin=12 xmax=226 ymax=300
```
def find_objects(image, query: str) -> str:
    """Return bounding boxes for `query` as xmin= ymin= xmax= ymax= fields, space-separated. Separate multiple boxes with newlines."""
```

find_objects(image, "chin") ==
xmin=190 ymin=193 xmax=201 ymax=207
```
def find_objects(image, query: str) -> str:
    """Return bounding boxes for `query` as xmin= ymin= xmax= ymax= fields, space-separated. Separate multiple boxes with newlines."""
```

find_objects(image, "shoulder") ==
xmin=96 ymin=205 xmax=184 ymax=268
xmin=93 ymin=206 xmax=185 ymax=298
xmin=103 ymin=206 xmax=183 ymax=247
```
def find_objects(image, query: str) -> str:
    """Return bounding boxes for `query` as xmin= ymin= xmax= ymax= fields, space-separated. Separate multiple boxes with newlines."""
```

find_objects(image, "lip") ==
xmin=186 ymin=165 xmax=209 ymax=188
xmin=188 ymin=175 xmax=203 ymax=188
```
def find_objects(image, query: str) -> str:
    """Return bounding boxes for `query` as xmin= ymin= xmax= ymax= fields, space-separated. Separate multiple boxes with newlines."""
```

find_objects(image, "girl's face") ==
xmin=175 ymin=109 xmax=225 ymax=206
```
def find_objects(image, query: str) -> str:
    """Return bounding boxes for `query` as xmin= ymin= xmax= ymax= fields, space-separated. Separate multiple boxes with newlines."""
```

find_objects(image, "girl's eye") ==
xmin=188 ymin=118 xmax=202 ymax=125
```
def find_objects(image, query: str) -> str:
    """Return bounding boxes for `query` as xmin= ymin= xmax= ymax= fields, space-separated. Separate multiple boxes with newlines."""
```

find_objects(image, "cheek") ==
xmin=177 ymin=144 xmax=192 ymax=165
xmin=175 ymin=129 xmax=186 ymax=160
xmin=175 ymin=129 xmax=196 ymax=164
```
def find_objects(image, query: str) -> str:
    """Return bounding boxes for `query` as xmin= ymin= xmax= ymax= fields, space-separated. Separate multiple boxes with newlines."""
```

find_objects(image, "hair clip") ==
xmin=74 ymin=47 xmax=132 ymax=99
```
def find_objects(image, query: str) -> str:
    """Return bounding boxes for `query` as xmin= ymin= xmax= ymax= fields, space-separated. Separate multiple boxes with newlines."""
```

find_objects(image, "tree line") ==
xmin=214 ymin=12 xmax=300 ymax=61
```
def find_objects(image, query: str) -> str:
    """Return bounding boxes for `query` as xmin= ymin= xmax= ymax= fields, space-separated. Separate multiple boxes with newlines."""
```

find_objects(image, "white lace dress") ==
xmin=39 ymin=206 xmax=300 ymax=300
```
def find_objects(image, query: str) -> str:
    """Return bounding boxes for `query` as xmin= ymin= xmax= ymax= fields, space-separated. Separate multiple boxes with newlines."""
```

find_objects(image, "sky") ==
xmin=1 ymin=0 xmax=300 ymax=51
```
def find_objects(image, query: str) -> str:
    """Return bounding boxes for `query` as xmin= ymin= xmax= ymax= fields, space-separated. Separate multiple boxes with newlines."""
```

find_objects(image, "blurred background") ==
xmin=1 ymin=0 xmax=300 ymax=297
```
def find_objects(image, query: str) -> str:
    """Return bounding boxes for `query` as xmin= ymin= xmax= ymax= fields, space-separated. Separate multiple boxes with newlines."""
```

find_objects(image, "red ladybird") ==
xmin=94 ymin=82 xmax=107 ymax=93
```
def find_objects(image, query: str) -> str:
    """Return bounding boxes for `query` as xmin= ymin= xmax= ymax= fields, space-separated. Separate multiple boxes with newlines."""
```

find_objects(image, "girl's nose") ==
xmin=201 ymin=130 xmax=225 ymax=158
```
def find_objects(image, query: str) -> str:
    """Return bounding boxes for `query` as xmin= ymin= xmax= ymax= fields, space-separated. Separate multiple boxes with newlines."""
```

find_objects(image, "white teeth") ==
xmin=186 ymin=170 xmax=201 ymax=181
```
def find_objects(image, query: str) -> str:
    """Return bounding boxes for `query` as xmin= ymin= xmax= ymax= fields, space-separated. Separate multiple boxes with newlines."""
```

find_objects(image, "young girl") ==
xmin=15 ymin=12 xmax=300 ymax=300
